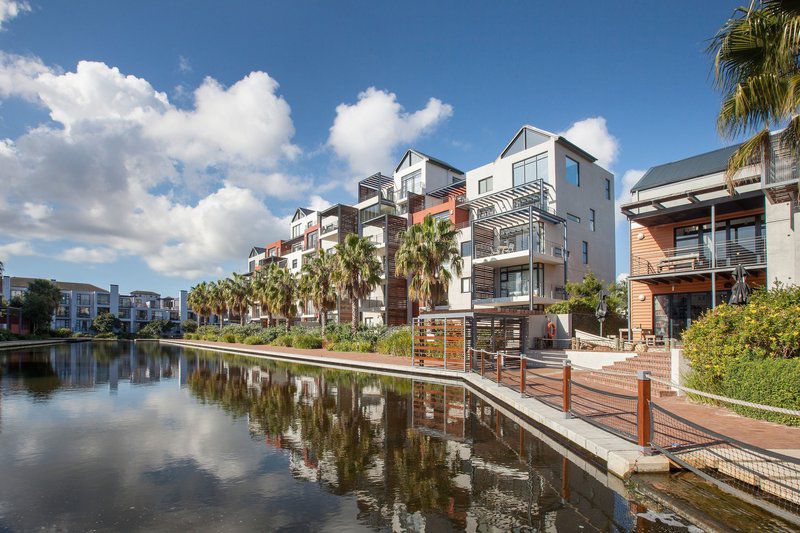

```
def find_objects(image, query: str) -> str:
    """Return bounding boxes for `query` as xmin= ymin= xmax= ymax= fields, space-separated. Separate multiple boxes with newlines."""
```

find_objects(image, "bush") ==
xmin=292 ymin=333 xmax=323 ymax=349
xmin=138 ymin=319 xmax=174 ymax=339
xmin=242 ymin=335 xmax=263 ymax=345
xmin=376 ymin=327 xmax=411 ymax=357
xmin=328 ymin=340 xmax=373 ymax=353
xmin=72 ymin=332 xmax=92 ymax=338
xmin=52 ymin=328 xmax=73 ymax=338
xmin=683 ymin=284 xmax=800 ymax=424
xmin=94 ymin=332 xmax=117 ymax=339
xmin=221 ymin=332 xmax=237 ymax=343
xmin=181 ymin=319 xmax=198 ymax=333
xmin=273 ymin=334 xmax=294 ymax=347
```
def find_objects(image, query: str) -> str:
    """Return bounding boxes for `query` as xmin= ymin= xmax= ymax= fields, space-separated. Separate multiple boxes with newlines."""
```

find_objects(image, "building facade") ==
xmin=245 ymin=125 xmax=616 ymax=326
xmin=1 ymin=276 xmax=191 ymax=333
xmin=621 ymin=138 xmax=799 ymax=341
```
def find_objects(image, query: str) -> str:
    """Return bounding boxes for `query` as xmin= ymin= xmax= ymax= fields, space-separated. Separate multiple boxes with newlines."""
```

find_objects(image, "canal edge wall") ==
xmin=161 ymin=339 xmax=670 ymax=479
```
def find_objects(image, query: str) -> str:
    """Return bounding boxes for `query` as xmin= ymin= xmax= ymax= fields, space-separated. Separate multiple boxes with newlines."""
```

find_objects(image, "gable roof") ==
xmin=631 ymin=144 xmax=741 ymax=193
xmin=291 ymin=207 xmax=315 ymax=222
xmin=394 ymin=149 xmax=465 ymax=175
xmin=249 ymin=246 xmax=266 ymax=258
xmin=10 ymin=277 xmax=108 ymax=293
xmin=498 ymin=125 xmax=598 ymax=164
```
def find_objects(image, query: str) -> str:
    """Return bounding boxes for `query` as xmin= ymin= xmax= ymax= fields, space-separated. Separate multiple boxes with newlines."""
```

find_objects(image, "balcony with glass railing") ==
xmin=630 ymin=235 xmax=766 ymax=278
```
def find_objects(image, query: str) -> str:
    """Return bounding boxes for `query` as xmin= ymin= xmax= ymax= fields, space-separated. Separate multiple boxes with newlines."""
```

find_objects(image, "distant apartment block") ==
xmin=621 ymin=137 xmax=799 ymax=341
xmin=245 ymin=125 xmax=616 ymax=326
xmin=1 ymin=276 xmax=192 ymax=333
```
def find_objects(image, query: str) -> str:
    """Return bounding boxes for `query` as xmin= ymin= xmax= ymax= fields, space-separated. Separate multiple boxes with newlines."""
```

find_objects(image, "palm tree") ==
xmin=267 ymin=267 xmax=297 ymax=331
xmin=710 ymin=0 xmax=800 ymax=192
xmin=207 ymin=281 xmax=227 ymax=330
xmin=252 ymin=264 xmax=278 ymax=327
xmin=300 ymin=249 xmax=338 ymax=334
xmin=188 ymin=282 xmax=212 ymax=327
xmin=222 ymin=273 xmax=252 ymax=326
xmin=396 ymin=214 xmax=463 ymax=312
xmin=332 ymin=233 xmax=383 ymax=331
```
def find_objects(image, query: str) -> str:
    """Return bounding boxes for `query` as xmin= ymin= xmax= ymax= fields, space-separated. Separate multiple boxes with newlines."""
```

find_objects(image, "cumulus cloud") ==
xmin=178 ymin=55 xmax=191 ymax=74
xmin=307 ymin=194 xmax=332 ymax=213
xmin=0 ymin=52 xmax=305 ymax=278
xmin=559 ymin=117 xmax=619 ymax=170
xmin=0 ymin=0 xmax=29 ymax=29
xmin=328 ymin=87 xmax=453 ymax=176
xmin=0 ymin=241 xmax=36 ymax=258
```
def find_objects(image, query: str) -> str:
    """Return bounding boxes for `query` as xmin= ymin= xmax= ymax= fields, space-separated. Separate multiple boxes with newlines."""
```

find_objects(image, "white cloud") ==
xmin=559 ymin=117 xmax=619 ymax=170
xmin=0 ymin=0 xmax=29 ymax=29
xmin=61 ymin=246 xmax=119 ymax=264
xmin=178 ymin=55 xmax=192 ymax=74
xmin=328 ymin=87 xmax=453 ymax=176
xmin=0 ymin=240 xmax=36 ymax=258
xmin=616 ymin=272 xmax=629 ymax=284
xmin=0 ymin=53 xmax=305 ymax=278
xmin=307 ymin=194 xmax=332 ymax=213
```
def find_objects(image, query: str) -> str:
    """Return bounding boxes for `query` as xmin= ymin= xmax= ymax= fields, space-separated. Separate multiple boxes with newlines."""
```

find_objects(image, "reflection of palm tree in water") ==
xmin=394 ymin=430 xmax=457 ymax=514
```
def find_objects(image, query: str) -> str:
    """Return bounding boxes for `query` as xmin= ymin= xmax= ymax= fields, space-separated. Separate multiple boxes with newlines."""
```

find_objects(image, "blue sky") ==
xmin=0 ymin=0 xmax=743 ymax=295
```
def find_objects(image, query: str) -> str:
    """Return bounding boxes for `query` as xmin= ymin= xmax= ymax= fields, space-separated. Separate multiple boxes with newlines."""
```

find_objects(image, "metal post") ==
xmin=520 ymin=355 xmax=526 ymax=396
xmin=480 ymin=349 xmax=485 ymax=377
xmin=411 ymin=317 xmax=415 ymax=367
xmin=443 ymin=319 xmax=448 ymax=370
xmin=637 ymin=370 xmax=652 ymax=451
xmin=528 ymin=205 xmax=534 ymax=310
xmin=711 ymin=204 xmax=716 ymax=309
xmin=562 ymin=359 xmax=572 ymax=417
xmin=463 ymin=319 xmax=467 ymax=372
xmin=562 ymin=221 xmax=568 ymax=287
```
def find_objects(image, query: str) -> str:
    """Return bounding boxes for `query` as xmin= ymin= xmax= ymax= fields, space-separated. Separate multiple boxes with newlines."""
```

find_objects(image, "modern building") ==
xmin=244 ymin=124 xmax=617 ymax=326
xmin=1 ymin=276 xmax=192 ymax=333
xmin=621 ymin=137 xmax=798 ymax=341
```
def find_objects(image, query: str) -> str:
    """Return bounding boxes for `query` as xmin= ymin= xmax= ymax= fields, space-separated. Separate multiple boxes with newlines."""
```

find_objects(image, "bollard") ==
xmin=562 ymin=359 xmax=572 ymax=418
xmin=520 ymin=356 xmax=526 ymax=396
xmin=637 ymin=370 xmax=652 ymax=451
xmin=496 ymin=352 xmax=502 ymax=384
xmin=480 ymin=350 xmax=485 ymax=377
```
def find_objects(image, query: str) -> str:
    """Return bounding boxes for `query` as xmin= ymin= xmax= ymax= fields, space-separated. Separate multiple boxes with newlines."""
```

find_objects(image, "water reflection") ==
xmin=0 ymin=343 xmax=694 ymax=531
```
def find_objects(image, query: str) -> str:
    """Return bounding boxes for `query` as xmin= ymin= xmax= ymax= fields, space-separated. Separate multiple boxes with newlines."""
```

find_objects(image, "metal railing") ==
xmin=360 ymin=299 xmax=384 ymax=312
xmin=766 ymin=146 xmax=799 ymax=186
xmin=474 ymin=238 xmax=564 ymax=259
xmin=320 ymin=222 xmax=338 ymax=234
xmin=631 ymin=235 xmax=766 ymax=276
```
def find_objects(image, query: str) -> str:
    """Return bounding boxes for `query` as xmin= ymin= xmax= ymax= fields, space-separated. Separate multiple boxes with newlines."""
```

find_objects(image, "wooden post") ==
xmin=480 ymin=350 xmax=485 ymax=377
xmin=562 ymin=359 xmax=572 ymax=417
xmin=463 ymin=319 xmax=467 ymax=372
xmin=520 ymin=356 xmax=526 ymax=396
xmin=496 ymin=352 xmax=502 ymax=384
xmin=637 ymin=370 xmax=652 ymax=450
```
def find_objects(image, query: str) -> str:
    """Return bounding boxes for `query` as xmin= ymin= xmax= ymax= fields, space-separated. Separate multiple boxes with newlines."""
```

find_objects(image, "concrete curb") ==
xmin=161 ymin=339 xmax=670 ymax=478
xmin=0 ymin=338 xmax=90 ymax=351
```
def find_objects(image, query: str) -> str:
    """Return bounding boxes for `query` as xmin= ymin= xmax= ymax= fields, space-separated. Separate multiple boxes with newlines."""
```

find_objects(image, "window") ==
xmin=268 ymin=248 xmax=277 ymax=257
xmin=59 ymin=293 xmax=70 ymax=305
xmin=581 ymin=241 xmax=589 ymax=265
xmin=55 ymin=319 xmax=70 ymax=329
xmin=565 ymin=156 xmax=580 ymax=186
xmin=478 ymin=176 xmax=493 ymax=194
xmin=306 ymin=231 xmax=318 ymax=250
xmin=96 ymin=293 xmax=109 ymax=305
xmin=461 ymin=278 xmax=470 ymax=293
xmin=56 ymin=306 xmax=69 ymax=318
xmin=502 ymin=127 xmax=549 ymax=158
xmin=460 ymin=241 xmax=472 ymax=257
xmin=291 ymin=224 xmax=302 ymax=238
xmin=605 ymin=178 xmax=611 ymax=200
xmin=498 ymin=264 xmax=544 ymax=297
xmin=589 ymin=209 xmax=596 ymax=232
xmin=307 ymin=221 xmax=313 ymax=229
xmin=566 ymin=213 xmax=580 ymax=223
xmin=292 ymin=259 xmax=298 ymax=269
xmin=512 ymin=153 xmax=549 ymax=186
xmin=77 ymin=294 xmax=91 ymax=306
xmin=400 ymin=170 xmax=423 ymax=198
xmin=431 ymin=211 xmax=450 ymax=222
xmin=249 ymin=260 xmax=256 ymax=273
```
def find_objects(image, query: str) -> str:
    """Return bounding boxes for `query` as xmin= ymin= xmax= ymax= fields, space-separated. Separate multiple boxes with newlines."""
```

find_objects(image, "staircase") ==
xmin=581 ymin=351 xmax=677 ymax=398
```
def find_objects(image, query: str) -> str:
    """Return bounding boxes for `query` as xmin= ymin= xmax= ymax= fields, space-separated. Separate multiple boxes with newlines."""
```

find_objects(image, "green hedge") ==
xmin=376 ymin=327 xmax=411 ymax=357
xmin=683 ymin=284 xmax=800 ymax=425
xmin=328 ymin=340 xmax=373 ymax=353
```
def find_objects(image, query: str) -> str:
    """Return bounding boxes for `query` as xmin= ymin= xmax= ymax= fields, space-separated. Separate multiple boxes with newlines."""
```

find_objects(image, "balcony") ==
xmin=466 ymin=179 xmax=557 ymax=220
xmin=473 ymin=237 xmax=563 ymax=267
xmin=473 ymin=285 xmax=566 ymax=307
xmin=630 ymin=235 xmax=766 ymax=278
xmin=361 ymin=299 xmax=385 ymax=313
xmin=764 ymin=146 xmax=799 ymax=203
xmin=320 ymin=222 xmax=339 ymax=237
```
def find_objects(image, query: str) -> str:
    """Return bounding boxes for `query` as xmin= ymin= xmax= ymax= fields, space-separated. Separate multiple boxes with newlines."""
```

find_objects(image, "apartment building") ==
xmin=245 ymin=124 xmax=616 ymax=326
xmin=1 ymin=276 xmax=191 ymax=333
xmin=621 ymin=138 xmax=798 ymax=341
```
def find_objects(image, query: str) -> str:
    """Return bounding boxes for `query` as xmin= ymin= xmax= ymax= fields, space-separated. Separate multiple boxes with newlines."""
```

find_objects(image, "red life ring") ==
xmin=547 ymin=322 xmax=556 ymax=339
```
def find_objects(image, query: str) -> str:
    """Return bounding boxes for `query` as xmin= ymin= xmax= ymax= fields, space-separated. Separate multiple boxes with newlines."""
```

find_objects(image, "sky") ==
xmin=0 ymin=0 xmax=746 ymax=295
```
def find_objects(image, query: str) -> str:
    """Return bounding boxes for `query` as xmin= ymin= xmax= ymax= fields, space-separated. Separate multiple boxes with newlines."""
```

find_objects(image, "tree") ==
xmin=92 ymin=312 xmax=122 ymax=334
xmin=395 ymin=215 xmax=463 ymax=312
xmin=187 ymin=282 xmax=212 ymax=327
xmin=22 ymin=279 xmax=61 ymax=334
xmin=266 ymin=267 xmax=297 ymax=331
xmin=138 ymin=318 xmax=174 ymax=338
xmin=181 ymin=318 xmax=198 ymax=332
xmin=208 ymin=281 xmax=228 ymax=330
xmin=252 ymin=263 xmax=279 ymax=327
xmin=545 ymin=272 xmax=626 ymax=317
xmin=300 ymin=249 xmax=338 ymax=334
xmin=332 ymin=233 xmax=383 ymax=331
xmin=709 ymin=0 xmax=800 ymax=191
xmin=222 ymin=273 xmax=252 ymax=326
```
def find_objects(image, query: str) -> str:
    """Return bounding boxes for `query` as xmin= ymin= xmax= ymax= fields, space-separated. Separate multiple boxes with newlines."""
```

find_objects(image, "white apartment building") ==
xmin=1 ymin=276 xmax=191 ymax=333
xmin=244 ymin=124 xmax=616 ymax=325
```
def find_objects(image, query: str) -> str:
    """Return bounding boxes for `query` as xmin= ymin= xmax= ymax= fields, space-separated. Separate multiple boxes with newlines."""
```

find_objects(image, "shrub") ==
xmin=242 ymin=335 xmax=263 ymax=345
xmin=94 ymin=332 xmax=117 ymax=340
xmin=181 ymin=319 xmax=198 ymax=333
xmin=376 ymin=327 xmax=411 ymax=357
xmin=683 ymin=284 xmax=800 ymax=424
xmin=272 ymin=334 xmax=294 ymax=347
xmin=72 ymin=331 xmax=92 ymax=338
xmin=202 ymin=333 xmax=219 ymax=341
xmin=221 ymin=332 xmax=237 ymax=343
xmin=328 ymin=340 xmax=373 ymax=353
xmin=292 ymin=333 xmax=323 ymax=349
xmin=138 ymin=319 xmax=174 ymax=339
xmin=52 ymin=327 xmax=73 ymax=338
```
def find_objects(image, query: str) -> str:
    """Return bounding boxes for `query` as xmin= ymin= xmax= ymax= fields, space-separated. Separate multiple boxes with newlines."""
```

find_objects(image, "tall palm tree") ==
xmin=270 ymin=267 xmax=298 ymax=331
xmin=207 ymin=281 xmax=227 ymax=330
xmin=252 ymin=264 xmax=279 ymax=327
xmin=396 ymin=214 xmax=463 ymax=312
xmin=188 ymin=281 xmax=212 ymax=327
xmin=332 ymin=233 xmax=382 ymax=331
xmin=300 ymin=249 xmax=338 ymax=334
xmin=222 ymin=273 xmax=252 ymax=326
xmin=710 ymin=0 xmax=800 ymax=192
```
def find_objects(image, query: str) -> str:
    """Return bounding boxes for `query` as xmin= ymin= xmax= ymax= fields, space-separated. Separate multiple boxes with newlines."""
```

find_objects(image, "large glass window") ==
xmin=565 ymin=156 xmax=580 ymax=186
xmin=461 ymin=278 xmax=470 ymax=293
xmin=400 ymin=170 xmax=423 ymax=199
xmin=460 ymin=241 xmax=472 ymax=257
xmin=306 ymin=231 xmax=318 ymax=250
xmin=478 ymin=176 xmax=493 ymax=194
xmin=76 ymin=294 xmax=91 ymax=306
xmin=291 ymin=224 xmax=302 ymax=238
xmin=654 ymin=291 xmax=729 ymax=340
xmin=512 ymin=153 xmax=549 ymax=187
xmin=59 ymin=293 xmax=70 ymax=305
xmin=498 ymin=264 xmax=544 ymax=297
xmin=502 ymin=128 xmax=549 ymax=158
xmin=96 ymin=293 xmax=109 ymax=306
xmin=673 ymin=215 xmax=765 ymax=267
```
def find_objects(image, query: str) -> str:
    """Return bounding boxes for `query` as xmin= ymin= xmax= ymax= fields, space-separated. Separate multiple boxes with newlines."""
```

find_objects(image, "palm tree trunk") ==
xmin=321 ymin=308 xmax=327 ymax=335
xmin=351 ymin=298 xmax=358 ymax=332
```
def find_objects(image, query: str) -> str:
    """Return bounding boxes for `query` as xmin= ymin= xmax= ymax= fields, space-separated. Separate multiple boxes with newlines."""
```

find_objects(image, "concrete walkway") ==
xmin=0 ymin=338 xmax=88 ymax=350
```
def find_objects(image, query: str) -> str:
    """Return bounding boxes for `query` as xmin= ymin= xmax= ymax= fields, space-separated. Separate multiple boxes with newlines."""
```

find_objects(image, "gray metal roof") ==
xmin=631 ymin=144 xmax=741 ymax=193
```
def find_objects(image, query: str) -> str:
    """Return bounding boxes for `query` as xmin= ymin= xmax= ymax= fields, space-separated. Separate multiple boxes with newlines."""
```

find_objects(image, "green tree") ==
xmin=300 ymin=249 xmax=338 ymax=334
xmin=545 ymin=272 xmax=626 ymax=316
xmin=181 ymin=318 xmax=198 ymax=332
xmin=92 ymin=312 xmax=122 ymax=334
xmin=138 ymin=318 xmax=174 ymax=338
xmin=22 ymin=279 xmax=61 ymax=334
xmin=266 ymin=267 xmax=297 ymax=331
xmin=332 ymin=233 xmax=383 ymax=331
xmin=207 ymin=281 xmax=228 ymax=330
xmin=709 ymin=0 xmax=800 ymax=191
xmin=395 ymin=215 xmax=463 ymax=312
xmin=221 ymin=272 xmax=252 ymax=326
xmin=187 ymin=282 xmax=212 ymax=327
xmin=252 ymin=263 xmax=279 ymax=328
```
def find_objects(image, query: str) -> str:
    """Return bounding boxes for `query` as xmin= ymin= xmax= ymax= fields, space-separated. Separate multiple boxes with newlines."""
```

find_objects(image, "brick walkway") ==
xmin=175 ymin=340 xmax=800 ymax=451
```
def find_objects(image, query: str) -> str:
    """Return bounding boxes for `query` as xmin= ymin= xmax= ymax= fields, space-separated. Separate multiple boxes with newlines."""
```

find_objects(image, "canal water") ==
xmin=0 ymin=342 xmax=707 ymax=531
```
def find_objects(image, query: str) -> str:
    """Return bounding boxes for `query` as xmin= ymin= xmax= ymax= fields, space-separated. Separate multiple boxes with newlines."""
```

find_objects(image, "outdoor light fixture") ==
xmin=638 ymin=294 xmax=646 ymax=301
